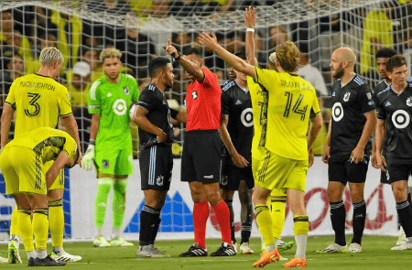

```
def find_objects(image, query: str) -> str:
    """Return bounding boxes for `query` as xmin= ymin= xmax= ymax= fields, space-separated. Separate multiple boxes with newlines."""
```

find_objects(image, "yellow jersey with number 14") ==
xmin=253 ymin=67 xmax=320 ymax=160
xmin=5 ymin=73 xmax=72 ymax=139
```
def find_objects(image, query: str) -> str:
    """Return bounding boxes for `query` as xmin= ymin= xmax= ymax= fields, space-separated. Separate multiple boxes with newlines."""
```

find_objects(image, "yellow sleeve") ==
xmin=4 ymin=80 xmax=18 ymax=108
xmin=58 ymin=86 xmax=73 ymax=117
xmin=254 ymin=67 xmax=278 ymax=91
xmin=63 ymin=134 xmax=77 ymax=159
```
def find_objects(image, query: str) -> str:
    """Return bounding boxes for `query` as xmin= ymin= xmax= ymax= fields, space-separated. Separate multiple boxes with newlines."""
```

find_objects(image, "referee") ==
xmin=165 ymin=42 xmax=235 ymax=257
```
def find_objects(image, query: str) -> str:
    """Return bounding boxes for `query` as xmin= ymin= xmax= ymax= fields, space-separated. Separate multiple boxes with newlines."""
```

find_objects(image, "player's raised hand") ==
xmin=165 ymin=40 xmax=179 ymax=59
xmin=198 ymin=32 xmax=218 ymax=50
xmin=81 ymin=144 xmax=95 ymax=171
xmin=244 ymin=6 xmax=256 ymax=28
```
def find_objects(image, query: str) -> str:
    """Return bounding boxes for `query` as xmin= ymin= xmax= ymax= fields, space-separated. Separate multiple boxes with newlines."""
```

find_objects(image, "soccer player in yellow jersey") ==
xmin=244 ymin=7 xmax=294 ymax=254
xmin=1 ymin=47 xmax=82 ymax=263
xmin=0 ymin=127 xmax=78 ymax=266
xmin=199 ymin=28 xmax=322 ymax=268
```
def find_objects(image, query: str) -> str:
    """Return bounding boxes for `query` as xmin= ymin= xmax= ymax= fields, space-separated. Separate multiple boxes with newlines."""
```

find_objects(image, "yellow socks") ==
xmin=33 ymin=209 xmax=49 ymax=251
xmin=255 ymin=203 xmax=275 ymax=248
xmin=49 ymin=200 xmax=64 ymax=249
xmin=18 ymin=209 xmax=34 ymax=252
xmin=270 ymin=196 xmax=286 ymax=240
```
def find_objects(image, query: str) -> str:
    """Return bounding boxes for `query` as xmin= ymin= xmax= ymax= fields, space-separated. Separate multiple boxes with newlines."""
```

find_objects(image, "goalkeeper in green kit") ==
xmin=81 ymin=48 xmax=140 ymax=247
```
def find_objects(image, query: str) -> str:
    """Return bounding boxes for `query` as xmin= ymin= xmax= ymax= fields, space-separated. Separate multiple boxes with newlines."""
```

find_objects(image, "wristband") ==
xmin=246 ymin=28 xmax=255 ymax=32
xmin=89 ymin=139 xmax=95 ymax=146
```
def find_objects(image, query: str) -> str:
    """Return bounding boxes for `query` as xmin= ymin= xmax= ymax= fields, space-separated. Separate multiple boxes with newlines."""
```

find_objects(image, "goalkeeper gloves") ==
xmin=81 ymin=141 xmax=95 ymax=171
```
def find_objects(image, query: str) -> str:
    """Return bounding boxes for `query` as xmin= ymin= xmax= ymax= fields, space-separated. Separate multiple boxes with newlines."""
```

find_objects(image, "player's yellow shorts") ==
xmin=44 ymin=161 xmax=65 ymax=191
xmin=252 ymin=146 xmax=287 ymax=197
xmin=254 ymin=148 xmax=308 ymax=193
xmin=0 ymin=146 xmax=47 ymax=195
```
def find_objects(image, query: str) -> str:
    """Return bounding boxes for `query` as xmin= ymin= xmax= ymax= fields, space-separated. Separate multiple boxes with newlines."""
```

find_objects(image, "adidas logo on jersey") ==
xmin=235 ymin=100 xmax=242 ymax=105
xmin=385 ymin=101 xmax=391 ymax=107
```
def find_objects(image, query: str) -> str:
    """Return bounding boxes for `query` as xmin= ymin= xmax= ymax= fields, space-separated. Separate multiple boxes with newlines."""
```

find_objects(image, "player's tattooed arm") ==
xmin=321 ymin=119 xmax=332 ymax=164
xmin=374 ymin=119 xmax=387 ymax=172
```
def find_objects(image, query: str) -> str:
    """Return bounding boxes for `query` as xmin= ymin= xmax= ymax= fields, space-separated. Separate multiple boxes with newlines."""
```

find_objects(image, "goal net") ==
xmin=0 ymin=0 xmax=409 ymax=241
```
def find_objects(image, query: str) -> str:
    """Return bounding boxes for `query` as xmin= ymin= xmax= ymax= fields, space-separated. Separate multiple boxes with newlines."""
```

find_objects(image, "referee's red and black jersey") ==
xmin=185 ymin=67 xmax=221 ymax=131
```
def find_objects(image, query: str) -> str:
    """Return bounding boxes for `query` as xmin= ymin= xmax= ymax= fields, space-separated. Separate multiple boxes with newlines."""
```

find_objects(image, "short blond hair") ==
xmin=99 ymin=47 xmax=122 ymax=63
xmin=276 ymin=41 xmax=299 ymax=72
xmin=40 ymin=47 xmax=64 ymax=66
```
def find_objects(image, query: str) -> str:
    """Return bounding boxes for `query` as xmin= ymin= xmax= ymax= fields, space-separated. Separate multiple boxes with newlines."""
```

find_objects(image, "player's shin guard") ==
xmin=193 ymin=201 xmax=210 ymax=249
xmin=293 ymin=215 xmax=309 ymax=258
xmin=113 ymin=179 xmax=127 ymax=238
xmin=352 ymin=201 xmax=366 ymax=244
xmin=396 ymin=201 xmax=412 ymax=237
xmin=18 ymin=209 xmax=34 ymax=253
xmin=49 ymin=200 xmax=64 ymax=250
xmin=255 ymin=203 xmax=275 ymax=249
xmin=271 ymin=196 xmax=286 ymax=241
xmin=330 ymin=201 xmax=346 ymax=246
xmin=139 ymin=205 xmax=160 ymax=246
xmin=33 ymin=209 xmax=49 ymax=252
xmin=212 ymin=201 xmax=232 ymax=244
xmin=224 ymin=200 xmax=235 ymax=243
xmin=94 ymin=178 xmax=114 ymax=234
xmin=10 ymin=206 xmax=20 ymax=240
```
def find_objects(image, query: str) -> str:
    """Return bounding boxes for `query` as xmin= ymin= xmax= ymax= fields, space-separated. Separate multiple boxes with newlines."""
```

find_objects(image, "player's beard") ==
xmin=333 ymin=65 xmax=344 ymax=79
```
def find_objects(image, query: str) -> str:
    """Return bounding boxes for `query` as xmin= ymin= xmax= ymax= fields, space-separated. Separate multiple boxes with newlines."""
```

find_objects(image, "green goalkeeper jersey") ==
xmin=88 ymin=73 xmax=140 ymax=151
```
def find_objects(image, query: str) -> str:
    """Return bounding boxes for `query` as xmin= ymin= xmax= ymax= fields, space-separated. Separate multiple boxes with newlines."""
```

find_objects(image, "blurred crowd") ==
xmin=1 ymin=0 xmax=412 ymax=155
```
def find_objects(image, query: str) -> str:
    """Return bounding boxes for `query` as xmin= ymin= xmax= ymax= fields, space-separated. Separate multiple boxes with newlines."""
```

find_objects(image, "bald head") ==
xmin=333 ymin=47 xmax=356 ymax=67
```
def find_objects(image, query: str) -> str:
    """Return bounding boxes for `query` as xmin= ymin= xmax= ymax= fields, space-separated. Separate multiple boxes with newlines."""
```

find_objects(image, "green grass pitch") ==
xmin=1 ymin=236 xmax=412 ymax=269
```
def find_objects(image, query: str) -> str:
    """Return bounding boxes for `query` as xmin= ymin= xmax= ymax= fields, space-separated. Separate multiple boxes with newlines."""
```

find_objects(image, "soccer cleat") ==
xmin=239 ymin=242 xmax=254 ymax=254
xmin=28 ymin=255 xmax=66 ymax=266
xmin=346 ymin=243 xmax=362 ymax=253
xmin=136 ymin=245 xmax=152 ymax=258
xmin=179 ymin=243 xmax=208 ymax=257
xmin=149 ymin=245 xmax=171 ymax=258
xmin=210 ymin=242 xmax=236 ymax=256
xmin=396 ymin=227 xmax=406 ymax=246
xmin=93 ymin=236 xmax=110 ymax=247
xmin=51 ymin=251 xmax=82 ymax=262
xmin=8 ymin=240 xmax=22 ymax=264
xmin=278 ymin=241 xmax=294 ymax=251
xmin=252 ymin=249 xmax=280 ymax=268
xmin=109 ymin=237 xmax=134 ymax=247
xmin=232 ymin=241 xmax=238 ymax=253
xmin=282 ymin=258 xmax=307 ymax=268
xmin=317 ymin=243 xmax=347 ymax=253
xmin=391 ymin=239 xmax=412 ymax=251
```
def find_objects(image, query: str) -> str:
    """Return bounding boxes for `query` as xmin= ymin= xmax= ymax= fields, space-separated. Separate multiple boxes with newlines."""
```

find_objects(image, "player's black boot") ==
xmin=210 ymin=242 xmax=236 ymax=256
xmin=29 ymin=255 xmax=66 ymax=266
xmin=179 ymin=243 xmax=208 ymax=257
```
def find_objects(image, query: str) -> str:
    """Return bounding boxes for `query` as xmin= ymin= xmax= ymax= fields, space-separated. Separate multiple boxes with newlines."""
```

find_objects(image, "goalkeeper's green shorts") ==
xmin=94 ymin=148 xmax=133 ymax=176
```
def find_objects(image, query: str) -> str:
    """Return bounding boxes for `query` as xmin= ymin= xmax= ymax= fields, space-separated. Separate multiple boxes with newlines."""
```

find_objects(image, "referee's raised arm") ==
xmin=165 ymin=40 xmax=205 ymax=82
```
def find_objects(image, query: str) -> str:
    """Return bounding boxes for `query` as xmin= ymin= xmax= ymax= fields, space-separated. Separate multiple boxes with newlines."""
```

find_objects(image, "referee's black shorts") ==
xmin=139 ymin=144 xmax=173 ymax=191
xmin=181 ymin=130 xmax=222 ymax=183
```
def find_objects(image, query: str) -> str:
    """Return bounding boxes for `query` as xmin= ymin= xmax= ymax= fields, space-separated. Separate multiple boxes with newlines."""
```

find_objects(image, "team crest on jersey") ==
xmin=156 ymin=175 xmax=164 ymax=186
xmin=407 ymin=97 xmax=412 ymax=107
xmin=102 ymin=160 xmax=109 ymax=168
xmin=332 ymin=92 xmax=336 ymax=97
xmin=343 ymin=92 xmax=351 ymax=102
xmin=124 ymin=87 xmax=129 ymax=95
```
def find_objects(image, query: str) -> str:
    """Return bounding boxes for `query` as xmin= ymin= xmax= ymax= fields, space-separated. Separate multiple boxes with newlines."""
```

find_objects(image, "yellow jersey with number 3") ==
xmin=253 ymin=67 xmax=320 ymax=160
xmin=5 ymin=73 xmax=72 ymax=139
